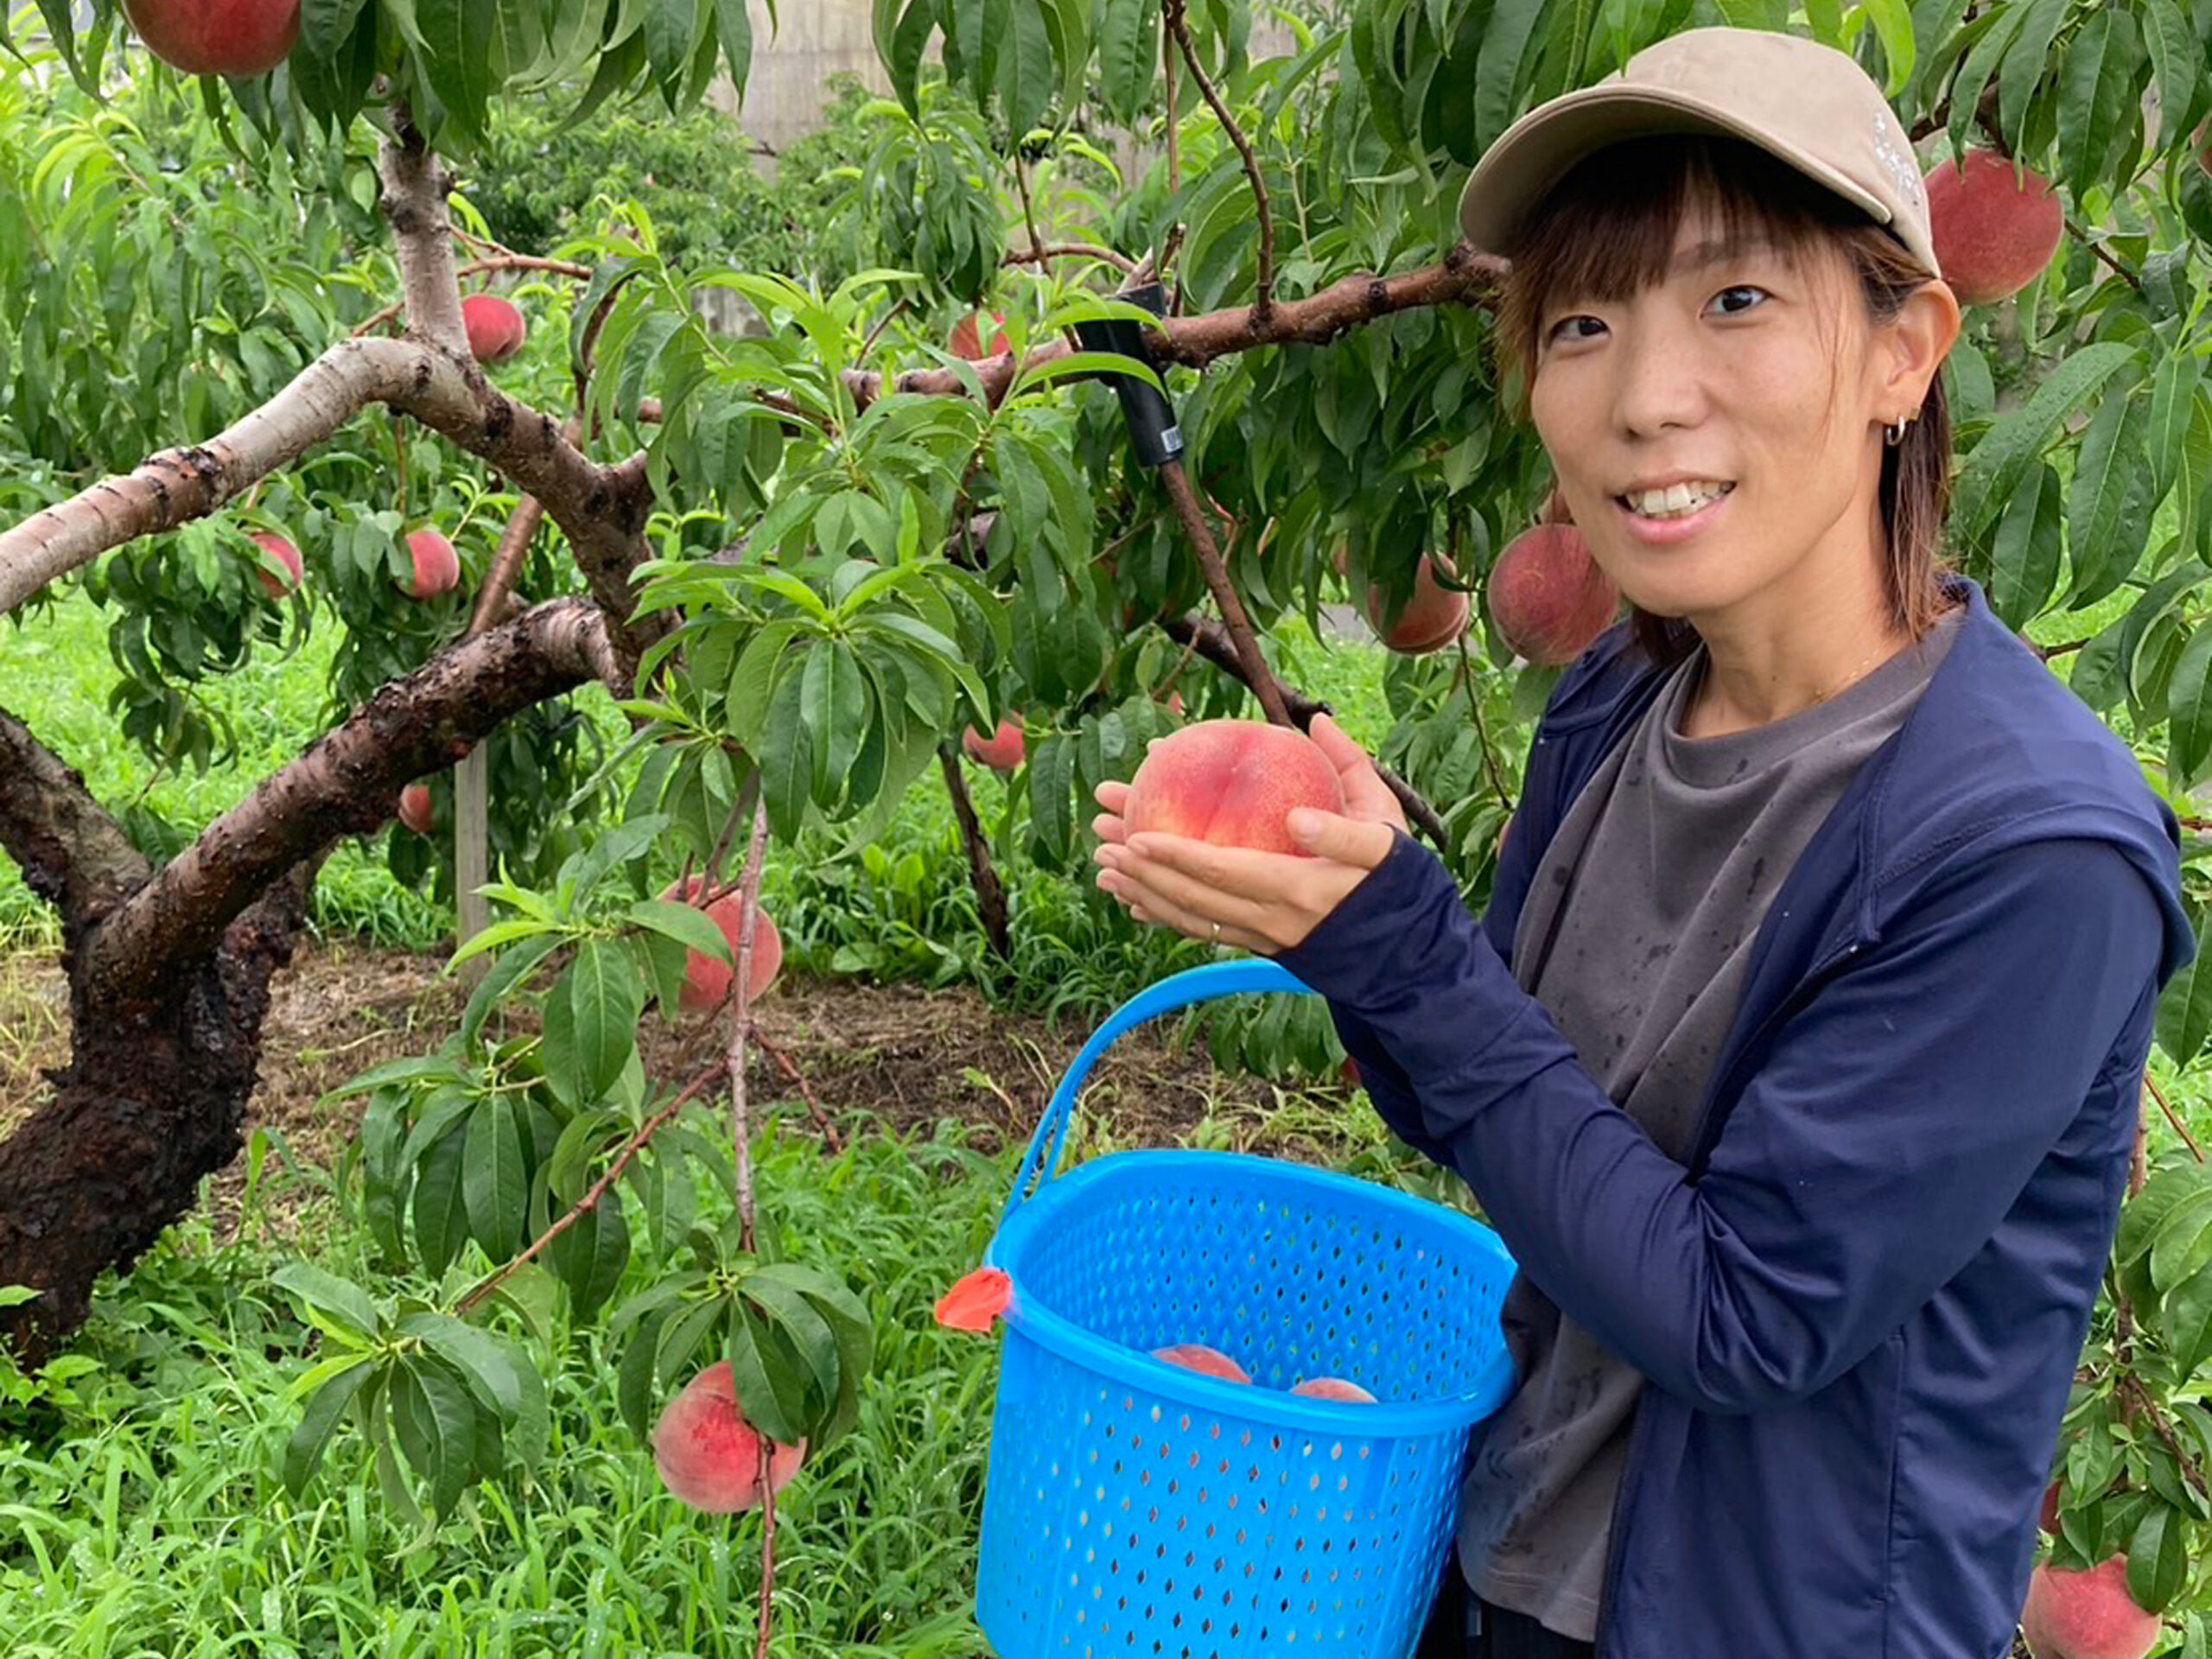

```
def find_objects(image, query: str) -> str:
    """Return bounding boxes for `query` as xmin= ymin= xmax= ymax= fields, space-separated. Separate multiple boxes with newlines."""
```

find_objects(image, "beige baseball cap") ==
xmin=1456 ymin=27 xmax=1940 ymax=278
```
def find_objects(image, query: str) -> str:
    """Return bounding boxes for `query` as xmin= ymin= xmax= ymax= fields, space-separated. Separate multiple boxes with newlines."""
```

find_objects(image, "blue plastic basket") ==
xmin=969 ymin=959 xmax=1519 ymax=1659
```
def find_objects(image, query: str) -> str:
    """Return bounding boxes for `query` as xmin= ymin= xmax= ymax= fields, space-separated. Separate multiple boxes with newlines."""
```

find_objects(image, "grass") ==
xmin=0 ymin=1080 xmax=1420 ymax=1659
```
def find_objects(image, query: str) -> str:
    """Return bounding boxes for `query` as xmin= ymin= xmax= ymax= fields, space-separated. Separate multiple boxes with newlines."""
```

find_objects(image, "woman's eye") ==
xmin=1709 ymin=284 xmax=1769 ymax=315
xmin=1547 ymin=315 xmax=1605 ymax=342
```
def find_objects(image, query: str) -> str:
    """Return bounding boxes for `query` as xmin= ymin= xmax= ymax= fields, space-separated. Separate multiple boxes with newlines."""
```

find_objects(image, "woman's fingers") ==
xmin=1308 ymin=715 xmax=1410 ymax=832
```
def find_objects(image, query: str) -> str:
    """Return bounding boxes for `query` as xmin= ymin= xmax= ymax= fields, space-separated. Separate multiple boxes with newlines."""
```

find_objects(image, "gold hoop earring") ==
xmin=1885 ymin=416 xmax=1911 ymax=448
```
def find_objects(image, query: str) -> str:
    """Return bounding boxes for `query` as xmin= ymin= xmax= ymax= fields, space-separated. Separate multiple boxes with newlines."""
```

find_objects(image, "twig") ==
xmin=1452 ymin=634 xmax=1516 ymax=816
xmin=2069 ymin=219 xmax=2144 ymax=295
xmin=2144 ymin=1073 xmax=2204 ymax=1161
xmin=2119 ymin=1372 xmax=2212 ymax=1503
xmin=1157 ymin=610 xmax=1450 ymax=846
xmin=1160 ymin=7 xmax=1182 ymax=289
xmin=1159 ymin=460 xmax=1288 ymax=726
xmin=1164 ymin=0 xmax=1274 ymax=321
xmin=467 ymin=486 xmax=550 ymax=639
xmin=1005 ymin=241 xmax=1140 ymax=275
xmin=755 ymin=1446 xmax=778 ymax=1659
xmin=726 ymin=800 xmax=772 ymax=1254
xmin=1013 ymin=153 xmax=1048 ymax=282
xmin=755 ymin=1033 xmax=845 ymax=1154
xmin=855 ymin=298 xmax=910 ymax=375
xmin=453 ymin=1058 xmax=729 ymax=1318
xmin=938 ymin=744 xmax=1012 ymax=960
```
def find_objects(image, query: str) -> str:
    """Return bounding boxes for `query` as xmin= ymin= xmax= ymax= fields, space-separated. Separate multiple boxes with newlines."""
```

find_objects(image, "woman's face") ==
xmin=1527 ymin=213 xmax=1900 ymax=632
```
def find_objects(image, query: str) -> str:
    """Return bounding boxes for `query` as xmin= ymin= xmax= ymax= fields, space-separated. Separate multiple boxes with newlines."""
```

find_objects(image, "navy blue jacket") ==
xmin=1276 ymin=579 xmax=2193 ymax=1659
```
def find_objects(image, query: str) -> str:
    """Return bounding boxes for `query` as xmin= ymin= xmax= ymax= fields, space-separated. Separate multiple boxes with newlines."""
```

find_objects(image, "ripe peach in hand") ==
xmin=2019 ymin=1555 xmax=2161 ymax=1659
xmin=663 ymin=875 xmax=783 ymax=1013
xmin=1291 ymin=1376 xmax=1376 ymax=1402
xmin=1123 ymin=720 xmax=1348 ymax=858
xmin=1152 ymin=1344 xmax=1251 ymax=1383
xmin=651 ymin=1360 xmax=806 ymax=1514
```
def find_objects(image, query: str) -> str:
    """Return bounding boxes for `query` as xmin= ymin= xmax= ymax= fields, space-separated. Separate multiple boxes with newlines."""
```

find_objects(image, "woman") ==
xmin=1090 ymin=27 xmax=2192 ymax=1659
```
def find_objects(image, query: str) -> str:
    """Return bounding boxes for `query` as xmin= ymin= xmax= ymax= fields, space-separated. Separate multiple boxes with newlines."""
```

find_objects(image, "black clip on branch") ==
xmin=1073 ymin=282 xmax=1183 ymax=468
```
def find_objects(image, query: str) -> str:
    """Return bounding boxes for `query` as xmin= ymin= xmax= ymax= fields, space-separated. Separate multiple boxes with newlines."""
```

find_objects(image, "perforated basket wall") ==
xmin=976 ymin=1147 xmax=1516 ymax=1659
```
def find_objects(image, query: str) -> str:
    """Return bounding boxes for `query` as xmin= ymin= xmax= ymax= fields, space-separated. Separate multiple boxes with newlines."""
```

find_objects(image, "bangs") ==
xmin=1494 ymin=135 xmax=1879 ymax=404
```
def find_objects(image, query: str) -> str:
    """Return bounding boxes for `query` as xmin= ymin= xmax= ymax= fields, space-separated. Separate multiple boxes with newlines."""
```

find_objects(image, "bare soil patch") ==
xmin=1 ymin=940 xmax=1320 ymax=1230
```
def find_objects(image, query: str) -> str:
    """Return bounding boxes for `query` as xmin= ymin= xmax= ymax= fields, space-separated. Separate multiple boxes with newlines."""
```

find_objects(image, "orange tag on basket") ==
xmin=935 ymin=1267 xmax=1013 ymax=1332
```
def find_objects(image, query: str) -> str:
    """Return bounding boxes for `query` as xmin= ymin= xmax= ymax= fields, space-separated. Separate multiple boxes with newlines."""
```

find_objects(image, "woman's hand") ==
xmin=1090 ymin=714 xmax=1408 ymax=953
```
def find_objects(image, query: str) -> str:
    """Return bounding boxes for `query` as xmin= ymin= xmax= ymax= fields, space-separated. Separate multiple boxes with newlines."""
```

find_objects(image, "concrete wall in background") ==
xmin=709 ymin=1 xmax=1295 ymax=158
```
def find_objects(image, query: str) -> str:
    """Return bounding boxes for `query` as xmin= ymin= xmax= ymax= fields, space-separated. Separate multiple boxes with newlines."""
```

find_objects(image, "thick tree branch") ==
xmin=0 ymin=336 xmax=661 ymax=667
xmin=1157 ymin=611 xmax=1450 ymax=847
xmin=378 ymin=118 xmax=469 ymax=356
xmin=83 ymin=600 xmax=615 ymax=994
xmin=0 ymin=707 xmax=149 ymax=928
xmin=855 ymin=245 xmax=1503 ymax=410
xmin=1165 ymin=0 xmax=1274 ymax=321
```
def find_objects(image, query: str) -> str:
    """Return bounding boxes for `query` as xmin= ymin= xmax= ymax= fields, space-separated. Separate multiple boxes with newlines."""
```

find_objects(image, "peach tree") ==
xmin=0 ymin=0 xmax=2207 ymax=1646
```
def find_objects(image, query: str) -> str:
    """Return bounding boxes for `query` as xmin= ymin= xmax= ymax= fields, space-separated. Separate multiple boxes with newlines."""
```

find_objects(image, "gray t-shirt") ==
xmin=1459 ymin=606 xmax=1966 ymax=1641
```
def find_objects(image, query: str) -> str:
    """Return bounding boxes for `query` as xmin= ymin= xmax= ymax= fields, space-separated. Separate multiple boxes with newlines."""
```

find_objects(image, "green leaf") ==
xmin=321 ymin=1053 xmax=469 ymax=1104
xmin=1995 ymin=0 xmax=2068 ymax=154
xmin=1986 ymin=461 xmax=2063 ymax=628
xmin=995 ymin=0 xmax=1053 ymax=136
xmin=2139 ymin=0 xmax=2199 ymax=152
xmin=546 ymin=1192 xmax=632 ymax=1321
xmin=712 ymin=0 xmax=753 ymax=94
xmin=560 ymin=939 xmax=644 ymax=1106
xmin=283 ymin=1358 xmax=374 ymax=1497
xmin=2158 ymin=1260 xmax=2212 ymax=1377
xmin=396 ymin=1313 xmax=549 ymax=1473
xmin=2066 ymin=388 xmax=2152 ymax=607
xmin=2146 ymin=353 xmax=2205 ymax=508
xmin=462 ymin=1096 xmax=528 ymax=1262
xmin=758 ymin=669 xmax=813 ymax=842
xmin=271 ymin=1263 xmax=384 ymax=1345
xmin=1953 ymin=344 xmax=2142 ymax=537
xmin=800 ymin=642 xmax=868 ymax=808
xmin=412 ymin=1126 xmax=471 ymax=1276
xmin=726 ymin=1300 xmax=809 ymax=1446
xmin=2168 ymin=620 xmax=2212 ymax=789
xmin=2150 ymin=1185 xmax=2212 ymax=1290
xmin=1856 ymin=0 xmax=1916 ymax=96
xmin=300 ymin=0 xmax=373 ymax=60
xmin=1473 ymin=0 xmax=1549 ymax=152
xmin=1098 ymin=0 xmax=1159 ymax=122
xmin=2127 ymin=1503 xmax=2190 ymax=1613
xmin=2119 ymin=1166 xmax=2208 ymax=1268
xmin=1948 ymin=1 xmax=2031 ymax=164
xmin=461 ymin=934 xmax=563 ymax=1052
xmin=626 ymin=898 xmax=731 ymax=965
xmin=2057 ymin=8 xmax=2135 ymax=194
xmin=2157 ymin=907 xmax=2212 ymax=1067
xmin=402 ymin=1356 xmax=483 ymax=1514
xmin=618 ymin=1306 xmax=671 ymax=1443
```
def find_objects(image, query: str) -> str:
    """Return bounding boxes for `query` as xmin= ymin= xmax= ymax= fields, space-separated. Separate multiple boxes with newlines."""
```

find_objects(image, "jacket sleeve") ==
xmin=1277 ymin=830 xmax=2164 ymax=1414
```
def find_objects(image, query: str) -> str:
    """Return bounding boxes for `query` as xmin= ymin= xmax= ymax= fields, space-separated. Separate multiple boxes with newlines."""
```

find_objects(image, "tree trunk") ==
xmin=0 ymin=888 xmax=301 ymax=1367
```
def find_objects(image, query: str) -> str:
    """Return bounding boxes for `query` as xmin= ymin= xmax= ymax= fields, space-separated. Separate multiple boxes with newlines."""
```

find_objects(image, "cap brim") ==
xmin=1457 ymin=85 xmax=1895 ymax=257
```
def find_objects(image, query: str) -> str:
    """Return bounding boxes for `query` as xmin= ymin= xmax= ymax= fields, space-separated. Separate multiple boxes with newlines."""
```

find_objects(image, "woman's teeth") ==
xmin=1622 ymin=481 xmax=1733 ymax=518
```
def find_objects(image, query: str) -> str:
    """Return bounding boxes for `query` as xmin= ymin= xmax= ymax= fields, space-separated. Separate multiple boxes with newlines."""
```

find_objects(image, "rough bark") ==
xmin=0 ymin=601 xmax=613 ymax=1361
xmin=0 ymin=870 xmax=309 ymax=1367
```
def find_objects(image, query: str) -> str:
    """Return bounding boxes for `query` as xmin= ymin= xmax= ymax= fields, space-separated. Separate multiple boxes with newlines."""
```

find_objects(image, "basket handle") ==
xmin=999 ymin=957 xmax=1316 ymax=1225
